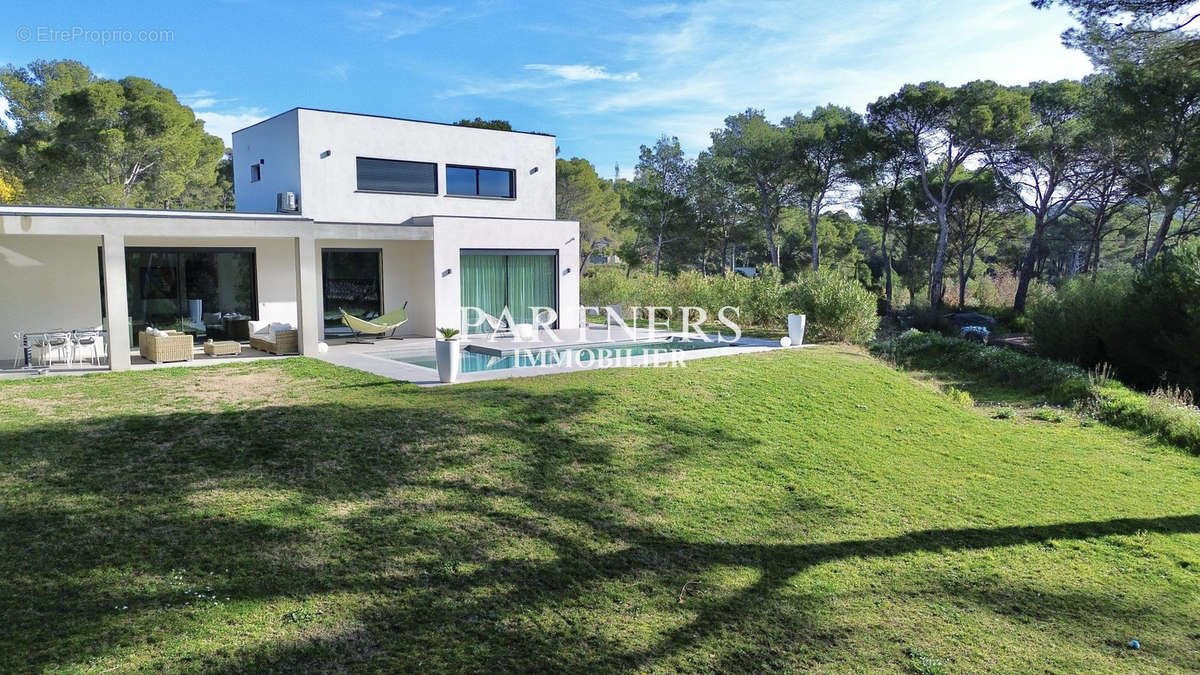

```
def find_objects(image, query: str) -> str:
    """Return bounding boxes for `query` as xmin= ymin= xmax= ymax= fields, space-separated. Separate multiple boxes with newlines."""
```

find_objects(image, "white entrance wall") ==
xmin=0 ymin=234 xmax=103 ymax=364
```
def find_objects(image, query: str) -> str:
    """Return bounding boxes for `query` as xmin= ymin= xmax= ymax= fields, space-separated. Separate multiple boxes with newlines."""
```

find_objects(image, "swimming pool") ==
xmin=379 ymin=339 xmax=733 ymax=373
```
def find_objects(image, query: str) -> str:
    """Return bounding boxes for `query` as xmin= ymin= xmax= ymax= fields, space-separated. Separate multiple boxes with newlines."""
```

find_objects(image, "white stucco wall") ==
xmin=429 ymin=217 xmax=580 ymax=334
xmin=0 ymin=234 xmax=103 ymax=363
xmin=231 ymin=109 xmax=302 ymax=215
xmin=235 ymin=108 xmax=557 ymax=223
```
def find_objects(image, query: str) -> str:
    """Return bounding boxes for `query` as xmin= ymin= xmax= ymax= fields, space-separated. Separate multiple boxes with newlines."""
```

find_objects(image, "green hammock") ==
xmin=340 ymin=302 xmax=408 ymax=342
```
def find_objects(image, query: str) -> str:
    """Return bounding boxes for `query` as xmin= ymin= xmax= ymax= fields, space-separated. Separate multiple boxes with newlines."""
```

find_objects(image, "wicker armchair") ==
xmin=139 ymin=330 xmax=194 ymax=363
xmin=249 ymin=329 xmax=298 ymax=355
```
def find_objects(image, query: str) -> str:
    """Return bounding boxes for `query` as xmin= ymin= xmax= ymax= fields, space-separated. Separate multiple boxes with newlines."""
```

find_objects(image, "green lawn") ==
xmin=1 ymin=348 xmax=1198 ymax=672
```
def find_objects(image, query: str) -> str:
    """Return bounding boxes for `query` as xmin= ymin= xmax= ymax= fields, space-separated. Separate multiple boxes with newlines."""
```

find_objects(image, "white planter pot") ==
xmin=787 ymin=313 xmax=807 ymax=346
xmin=436 ymin=338 xmax=461 ymax=383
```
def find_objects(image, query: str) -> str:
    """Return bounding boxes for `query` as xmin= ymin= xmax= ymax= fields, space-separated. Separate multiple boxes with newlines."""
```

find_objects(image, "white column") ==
xmin=294 ymin=235 xmax=320 ymax=355
xmin=101 ymin=234 xmax=131 ymax=371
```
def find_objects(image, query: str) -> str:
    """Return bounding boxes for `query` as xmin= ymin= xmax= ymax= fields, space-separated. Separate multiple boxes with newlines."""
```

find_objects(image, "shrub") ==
xmin=993 ymin=407 xmax=1016 ymax=419
xmin=906 ymin=303 xmax=955 ymax=336
xmin=578 ymin=265 xmax=878 ymax=341
xmin=1029 ymin=268 xmax=1132 ymax=370
xmin=580 ymin=266 xmax=631 ymax=309
xmin=786 ymin=270 xmax=879 ymax=344
xmin=1031 ymin=241 xmax=1200 ymax=394
xmin=946 ymin=387 xmax=974 ymax=408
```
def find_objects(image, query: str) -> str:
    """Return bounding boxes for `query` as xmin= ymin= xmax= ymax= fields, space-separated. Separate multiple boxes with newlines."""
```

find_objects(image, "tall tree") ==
xmin=710 ymin=109 xmax=795 ymax=268
xmin=784 ymin=105 xmax=866 ymax=271
xmin=556 ymin=157 xmax=621 ymax=274
xmin=869 ymin=81 xmax=1029 ymax=308
xmin=943 ymin=168 xmax=1023 ymax=306
xmin=989 ymin=79 xmax=1094 ymax=312
xmin=1093 ymin=44 xmax=1200 ymax=262
xmin=859 ymin=127 xmax=912 ymax=307
xmin=690 ymin=152 xmax=753 ymax=275
xmin=1 ymin=61 xmax=227 ymax=208
xmin=1033 ymin=0 xmax=1200 ymax=60
xmin=629 ymin=136 xmax=692 ymax=276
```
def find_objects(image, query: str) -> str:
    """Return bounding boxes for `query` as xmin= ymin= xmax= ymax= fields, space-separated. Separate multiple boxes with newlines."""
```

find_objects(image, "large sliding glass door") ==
xmin=322 ymin=249 xmax=382 ymax=336
xmin=460 ymin=251 xmax=556 ymax=333
xmin=125 ymin=248 xmax=257 ymax=345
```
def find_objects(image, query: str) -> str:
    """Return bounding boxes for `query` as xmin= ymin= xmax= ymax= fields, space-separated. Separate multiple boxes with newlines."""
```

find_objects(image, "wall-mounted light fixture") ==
xmin=320 ymin=150 xmax=332 ymax=159
xmin=562 ymin=267 xmax=571 ymax=275
xmin=442 ymin=268 xmax=453 ymax=277
xmin=529 ymin=166 xmax=539 ymax=175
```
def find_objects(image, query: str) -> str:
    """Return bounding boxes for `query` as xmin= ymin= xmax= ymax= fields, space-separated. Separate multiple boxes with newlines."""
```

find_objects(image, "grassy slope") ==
xmin=0 ymin=348 xmax=1198 ymax=672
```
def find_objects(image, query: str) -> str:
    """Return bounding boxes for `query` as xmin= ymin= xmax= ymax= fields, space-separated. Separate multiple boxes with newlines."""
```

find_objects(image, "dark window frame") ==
xmin=446 ymin=164 xmax=516 ymax=199
xmin=355 ymin=156 xmax=439 ymax=195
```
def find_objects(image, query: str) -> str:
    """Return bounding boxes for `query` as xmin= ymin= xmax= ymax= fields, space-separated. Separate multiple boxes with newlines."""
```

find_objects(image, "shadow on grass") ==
xmin=0 ymin=380 xmax=1197 ymax=670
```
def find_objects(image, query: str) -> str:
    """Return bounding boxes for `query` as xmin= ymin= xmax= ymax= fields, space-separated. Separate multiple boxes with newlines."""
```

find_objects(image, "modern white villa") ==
xmin=0 ymin=108 xmax=580 ymax=371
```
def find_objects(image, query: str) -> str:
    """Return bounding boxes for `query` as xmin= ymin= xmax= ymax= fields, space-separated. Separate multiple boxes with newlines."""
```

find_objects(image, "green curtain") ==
xmin=460 ymin=255 xmax=507 ymax=333
xmin=506 ymin=255 xmax=555 ymax=325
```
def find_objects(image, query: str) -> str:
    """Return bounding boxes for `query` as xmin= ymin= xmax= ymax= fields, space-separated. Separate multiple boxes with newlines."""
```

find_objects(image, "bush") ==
xmin=578 ymin=265 xmax=878 ymax=342
xmin=786 ymin=270 xmax=879 ymax=344
xmin=1029 ymin=268 xmax=1132 ymax=370
xmin=1031 ymin=241 xmax=1200 ymax=395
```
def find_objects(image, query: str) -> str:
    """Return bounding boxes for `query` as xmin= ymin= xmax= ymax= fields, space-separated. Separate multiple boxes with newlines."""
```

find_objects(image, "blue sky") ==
xmin=2 ymin=0 xmax=1093 ymax=178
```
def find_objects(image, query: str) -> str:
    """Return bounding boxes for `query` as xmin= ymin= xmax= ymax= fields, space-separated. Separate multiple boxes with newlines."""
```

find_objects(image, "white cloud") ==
xmin=524 ymin=64 xmax=640 ymax=82
xmin=195 ymin=108 xmax=270 ymax=148
xmin=541 ymin=0 xmax=1095 ymax=160
xmin=317 ymin=63 xmax=352 ymax=81
xmin=179 ymin=90 xmax=238 ymax=111
xmin=348 ymin=2 xmax=497 ymax=39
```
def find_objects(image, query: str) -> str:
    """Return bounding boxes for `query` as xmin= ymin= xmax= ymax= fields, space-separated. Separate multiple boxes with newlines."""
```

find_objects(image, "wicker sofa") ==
xmin=138 ymin=330 xmax=194 ymax=363
xmin=248 ymin=322 xmax=299 ymax=355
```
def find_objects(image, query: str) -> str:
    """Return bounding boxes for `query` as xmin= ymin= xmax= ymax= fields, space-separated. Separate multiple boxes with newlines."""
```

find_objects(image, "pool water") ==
xmin=382 ymin=339 xmax=731 ymax=373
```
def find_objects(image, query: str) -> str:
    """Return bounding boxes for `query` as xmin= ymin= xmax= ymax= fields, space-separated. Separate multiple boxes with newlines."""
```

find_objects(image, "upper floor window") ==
xmin=446 ymin=165 xmax=515 ymax=198
xmin=356 ymin=157 xmax=437 ymax=194
xmin=249 ymin=164 xmax=261 ymax=183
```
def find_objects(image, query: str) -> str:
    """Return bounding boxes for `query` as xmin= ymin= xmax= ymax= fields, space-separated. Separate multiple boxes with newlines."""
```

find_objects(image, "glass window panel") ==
xmin=446 ymin=166 xmax=478 ymax=195
xmin=478 ymin=169 xmax=514 ymax=198
xmin=322 ymin=250 xmax=382 ymax=335
xmin=356 ymin=157 xmax=437 ymax=193
xmin=125 ymin=248 xmax=256 ymax=345
xmin=460 ymin=255 xmax=509 ymax=333
xmin=460 ymin=253 xmax=555 ymax=332
xmin=506 ymin=255 xmax=554 ymax=324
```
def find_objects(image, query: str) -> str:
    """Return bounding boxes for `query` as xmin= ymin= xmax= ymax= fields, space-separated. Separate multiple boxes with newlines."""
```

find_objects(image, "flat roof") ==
xmin=0 ymin=204 xmax=310 ymax=221
xmin=232 ymin=107 xmax=555 ymax=138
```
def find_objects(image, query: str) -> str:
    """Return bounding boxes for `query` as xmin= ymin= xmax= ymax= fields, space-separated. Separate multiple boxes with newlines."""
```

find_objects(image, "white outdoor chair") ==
xmin=72 ymin=330 xmax=104 ymax=366
xmin=31 ymin=332 xmax=71 ymax=367
xmin=11 ymin=332 xmax=23 ymax=368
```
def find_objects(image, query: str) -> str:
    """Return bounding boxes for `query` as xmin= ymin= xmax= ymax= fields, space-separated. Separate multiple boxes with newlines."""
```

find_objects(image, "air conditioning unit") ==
xmin=276 ymin=191 xmax=299 ymax=213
